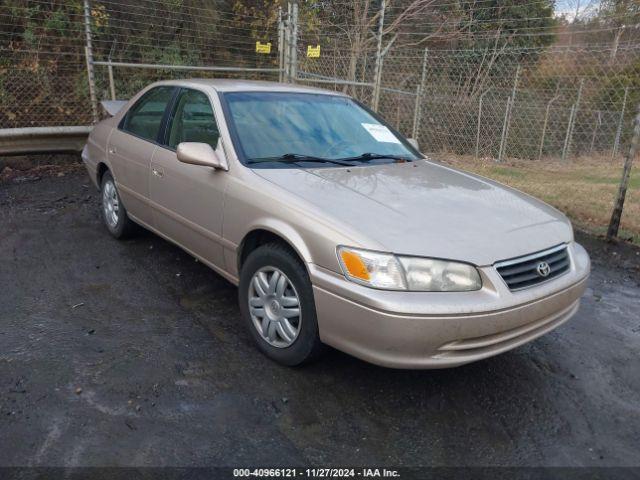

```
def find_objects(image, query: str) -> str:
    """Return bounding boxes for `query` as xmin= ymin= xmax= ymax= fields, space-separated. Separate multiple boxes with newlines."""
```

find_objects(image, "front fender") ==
xmin=222 ymin=173 xmax=382 ymax=282
xmin=242 ymin=218 xmax=314 ymax=265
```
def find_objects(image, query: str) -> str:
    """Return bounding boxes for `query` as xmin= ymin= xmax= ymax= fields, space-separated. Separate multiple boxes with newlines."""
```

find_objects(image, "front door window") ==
xmin=167 ymin=89 xmax=219 ymax=150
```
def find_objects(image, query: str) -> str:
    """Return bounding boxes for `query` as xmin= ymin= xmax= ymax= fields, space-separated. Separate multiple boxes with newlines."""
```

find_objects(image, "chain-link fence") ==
xmin=0 ymin=0 xmax=281 ymax=129
xmin=1 ymin=0 xmax=639 ymax=239
xmin=3 ymin=0 xmax=638 ymax=163
xmin=297 ymin=40 xmax=640 ymax=165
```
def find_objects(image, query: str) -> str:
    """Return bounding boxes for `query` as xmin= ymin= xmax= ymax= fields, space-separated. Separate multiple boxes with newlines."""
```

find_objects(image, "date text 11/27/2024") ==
xmin=232 ymin=468 xmax=400 ymax=478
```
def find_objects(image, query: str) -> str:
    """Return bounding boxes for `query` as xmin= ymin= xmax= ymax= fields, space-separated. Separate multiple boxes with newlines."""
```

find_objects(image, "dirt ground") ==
xmin=0 ymin=166 xmax=639 ymax=468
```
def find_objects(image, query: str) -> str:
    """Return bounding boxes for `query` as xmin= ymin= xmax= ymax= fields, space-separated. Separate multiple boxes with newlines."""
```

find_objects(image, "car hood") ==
xmin=252 ymin=160 xmax=573 ymax=266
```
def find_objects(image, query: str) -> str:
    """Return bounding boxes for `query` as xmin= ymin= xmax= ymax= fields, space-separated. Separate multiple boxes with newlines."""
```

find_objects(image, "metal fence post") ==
xmin=607 ymin=104 xmax=640 ymax=240
xmin=372 ymin=0 xmax=386 ymax=111
xmin=278 ymin=6 xmax=284 ymax=83
xmin=498 ymin=96 xmax=512 ymax=162
xmin=290 ymin=1 xmax=298 ymax=82
xmin=612 ymin=86 xmax=630 ymax=159
xmin=497 ymin=65 xmax=520 ymax=162
xmin=83 ymin=0 xmax=98 ymax=123
xmin=590 ymin=110 xmax=602 ymax=153
xmin=106 ymin=42 xmax=117 ymax=100
xmin=107 ymin=62 xmax=116 ymax=101
xmin=562 ymin=104 xmax=576 ymax=162
xmin=475 ymin=87 xmax=491 ymax=160
xmin=411 ymin=47 xmax=428 ymax=141
xmin=358 ymin=48 xmax=366 ymax=98
xmin=562 ymin=78 xmax=584 ymax=162
xmin=283 ymin=2 xmax=291 ymax=82
xmin=538 ymin=92 xmax=560 ymax=160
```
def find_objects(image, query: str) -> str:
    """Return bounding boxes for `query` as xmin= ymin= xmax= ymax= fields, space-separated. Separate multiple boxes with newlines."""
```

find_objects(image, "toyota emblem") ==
xmin=536 ymin=261 xmax=551 ymax=277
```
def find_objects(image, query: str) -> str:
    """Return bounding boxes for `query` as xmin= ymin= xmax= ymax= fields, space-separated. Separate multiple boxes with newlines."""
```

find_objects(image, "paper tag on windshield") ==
xmin=361 ymin=123 xmax=401 ymax=144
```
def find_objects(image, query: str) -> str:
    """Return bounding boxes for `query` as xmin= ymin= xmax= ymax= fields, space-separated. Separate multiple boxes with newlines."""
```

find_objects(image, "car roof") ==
xmin=150 ymin=78 xmax=349 ymax=96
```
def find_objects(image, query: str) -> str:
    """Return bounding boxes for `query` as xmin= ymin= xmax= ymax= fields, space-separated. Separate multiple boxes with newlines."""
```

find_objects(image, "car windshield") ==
xmin=222 ymin=92 xmax=419 ymax=167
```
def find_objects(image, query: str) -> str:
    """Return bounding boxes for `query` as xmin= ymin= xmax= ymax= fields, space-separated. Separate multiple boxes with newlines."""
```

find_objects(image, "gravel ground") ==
xmin=0 ymin=168 xmax=639 ymax=468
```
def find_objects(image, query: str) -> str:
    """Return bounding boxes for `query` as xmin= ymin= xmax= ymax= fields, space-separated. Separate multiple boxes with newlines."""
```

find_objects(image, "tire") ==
xmin=239 ymin=242 xmax=324 ymax=366
xmin=100 ymin=171 xmax=137 ymax=239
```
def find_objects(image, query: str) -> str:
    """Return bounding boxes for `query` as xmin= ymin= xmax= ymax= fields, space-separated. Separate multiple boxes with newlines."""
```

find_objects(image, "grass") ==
xmin=438 ymin=154 xmax=640 ymax=245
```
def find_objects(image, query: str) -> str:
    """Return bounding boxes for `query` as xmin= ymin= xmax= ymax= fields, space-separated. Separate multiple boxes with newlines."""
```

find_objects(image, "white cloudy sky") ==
xmin=555 ymin=0 xmax=601 ymax=20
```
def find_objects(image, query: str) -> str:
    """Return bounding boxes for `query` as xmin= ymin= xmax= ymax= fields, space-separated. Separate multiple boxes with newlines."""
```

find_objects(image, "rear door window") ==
xmin=122 ymin=86 xmax=175 ymax=142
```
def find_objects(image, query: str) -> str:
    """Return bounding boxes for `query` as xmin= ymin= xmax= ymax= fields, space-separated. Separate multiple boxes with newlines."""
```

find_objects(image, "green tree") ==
xmin=459 ymin=0 xmax=557 ymax=50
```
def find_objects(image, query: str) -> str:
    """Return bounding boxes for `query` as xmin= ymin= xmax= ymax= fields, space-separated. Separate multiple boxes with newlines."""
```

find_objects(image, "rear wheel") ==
xmin=239 ymin=243 xmax=324 ymax=366
xmin=101 ymin=171 xmax=136 ymax=239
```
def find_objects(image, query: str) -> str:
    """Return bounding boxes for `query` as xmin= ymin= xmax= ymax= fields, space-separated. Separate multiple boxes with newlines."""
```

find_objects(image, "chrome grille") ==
xmin=495 ymin=244 xmax=570 ymax=291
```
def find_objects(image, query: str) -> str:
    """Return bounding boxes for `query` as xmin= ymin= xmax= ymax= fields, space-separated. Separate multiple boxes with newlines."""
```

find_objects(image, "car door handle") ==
xmin=152 ymin=168 xmax=164 ymax=178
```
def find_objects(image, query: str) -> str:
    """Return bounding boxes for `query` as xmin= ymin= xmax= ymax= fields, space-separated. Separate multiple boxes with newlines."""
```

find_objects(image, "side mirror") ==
xmin=176 ymin=142 xmax=227 ymax=170
xmin=407 ymin=138 xmax=420 ymax=151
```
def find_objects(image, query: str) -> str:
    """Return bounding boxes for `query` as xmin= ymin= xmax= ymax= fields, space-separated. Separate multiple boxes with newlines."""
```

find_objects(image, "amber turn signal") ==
xmin=339 ymin=249 xmax=371 ymax=281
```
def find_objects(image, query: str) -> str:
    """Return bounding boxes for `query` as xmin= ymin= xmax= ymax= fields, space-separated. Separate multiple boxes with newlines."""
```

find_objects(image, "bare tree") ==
xmin=563 ymin=0 xmax=601 ymax=22
xmin=317 ymin=0 xmax=460 ymax=94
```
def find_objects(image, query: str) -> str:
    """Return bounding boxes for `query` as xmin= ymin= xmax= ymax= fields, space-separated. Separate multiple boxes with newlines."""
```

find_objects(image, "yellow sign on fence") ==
xmin=306 ymin=45 xmax=321 ymax=58
xmin=255 ymin=41 xmax=272 ymax=54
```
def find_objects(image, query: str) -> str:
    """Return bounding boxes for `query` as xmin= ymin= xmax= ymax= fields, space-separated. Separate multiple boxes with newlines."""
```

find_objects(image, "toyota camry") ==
xmin=82 ymin=79 xmax=590 ymax=368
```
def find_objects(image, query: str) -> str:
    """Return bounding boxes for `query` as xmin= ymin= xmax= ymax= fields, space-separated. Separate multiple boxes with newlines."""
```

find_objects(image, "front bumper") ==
xmin=310 ymin=242 xmax=590 ymax=369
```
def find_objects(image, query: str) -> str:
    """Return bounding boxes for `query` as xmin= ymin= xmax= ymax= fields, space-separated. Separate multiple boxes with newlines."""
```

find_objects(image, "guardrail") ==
xmin=0 ymin=126 xmax=91 ymax=156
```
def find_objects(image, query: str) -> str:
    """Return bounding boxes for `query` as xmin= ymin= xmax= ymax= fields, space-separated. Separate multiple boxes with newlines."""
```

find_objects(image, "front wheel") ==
xmin=239 ymin=243 xmax=324 ymax=366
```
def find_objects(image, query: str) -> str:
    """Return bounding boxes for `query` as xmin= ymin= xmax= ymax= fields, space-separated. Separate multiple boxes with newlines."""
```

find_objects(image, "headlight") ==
xmin=398 ymin=256 xmax=481 ymax=291
xmin=337 ymin=246 xmax=481 ymax=292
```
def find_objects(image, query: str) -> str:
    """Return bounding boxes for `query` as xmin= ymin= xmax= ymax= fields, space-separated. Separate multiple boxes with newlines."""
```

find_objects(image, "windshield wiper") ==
xmin=246 ymin=153 xmax=353 ymax=166
xmin=336 ymin=152 xmax=413 ymax=162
